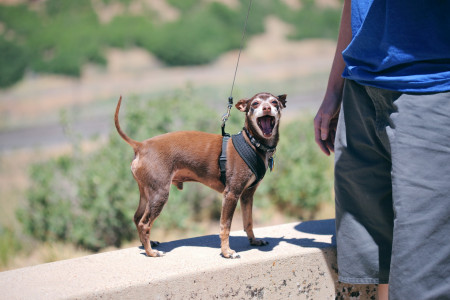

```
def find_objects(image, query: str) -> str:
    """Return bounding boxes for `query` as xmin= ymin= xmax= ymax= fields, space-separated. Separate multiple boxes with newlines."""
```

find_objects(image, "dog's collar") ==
xmin=242 ymin=128 xmax=276 ymax=154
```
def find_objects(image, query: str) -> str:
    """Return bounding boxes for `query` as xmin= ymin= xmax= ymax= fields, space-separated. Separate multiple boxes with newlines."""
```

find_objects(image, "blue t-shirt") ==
xmin=342 ymin=0 xmax=450 ymax=93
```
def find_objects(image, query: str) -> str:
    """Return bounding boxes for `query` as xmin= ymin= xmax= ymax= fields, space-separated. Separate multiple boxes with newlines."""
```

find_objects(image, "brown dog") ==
xmin=114 ymin=92 xmax=287 ymax=258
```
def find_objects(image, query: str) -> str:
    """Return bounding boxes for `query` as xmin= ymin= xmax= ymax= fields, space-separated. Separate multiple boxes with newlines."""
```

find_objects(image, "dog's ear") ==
xmin=277 ymin=94 xmax=287 ymax=108
xmin=235 ymin=99 xmax=249 ymax=112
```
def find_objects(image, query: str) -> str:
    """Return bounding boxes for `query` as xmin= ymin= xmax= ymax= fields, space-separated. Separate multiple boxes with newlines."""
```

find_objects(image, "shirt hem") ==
xmin=339 ymin=276 xmax=389 ymax=285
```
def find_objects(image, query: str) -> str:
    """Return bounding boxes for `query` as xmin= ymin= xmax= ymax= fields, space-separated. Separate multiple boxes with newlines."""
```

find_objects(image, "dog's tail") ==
xmin=114 ymin=96 xmax=141 ymax=150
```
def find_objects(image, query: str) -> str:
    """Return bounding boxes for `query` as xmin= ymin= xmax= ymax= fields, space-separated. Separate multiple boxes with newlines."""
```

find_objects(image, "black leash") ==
xmin=221 ymin=0 xmax=253 ymax=137
xmin=218 ymin=0 xmax=254 ymax=186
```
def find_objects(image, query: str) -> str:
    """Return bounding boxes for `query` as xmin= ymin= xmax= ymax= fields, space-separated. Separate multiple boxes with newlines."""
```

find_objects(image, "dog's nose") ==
xmin=263 ymin=105 xmax=271 ymax=113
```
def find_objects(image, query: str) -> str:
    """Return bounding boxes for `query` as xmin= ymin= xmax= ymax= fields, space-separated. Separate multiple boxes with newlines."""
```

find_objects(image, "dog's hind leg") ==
xmin=134 ymin=186 xmax=160 ymax=248
xmin=240 ymin=188 xmax=268 ymax=247
xmin=137 ymin=185 xmax=169 ymax=257
xmin=134 ymin=185 xmax=147 ymax=246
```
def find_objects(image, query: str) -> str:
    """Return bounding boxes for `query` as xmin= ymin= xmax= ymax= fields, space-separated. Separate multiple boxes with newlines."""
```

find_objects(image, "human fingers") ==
xmin=326 ymin=130 xmax=335 ymax=153
xmin=314 ymin=115 xmax=331 ymax=156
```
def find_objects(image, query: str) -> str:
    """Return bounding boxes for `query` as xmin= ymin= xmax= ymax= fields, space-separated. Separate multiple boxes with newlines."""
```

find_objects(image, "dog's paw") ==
xmin=221 ymin=250 xmax=241 ymax=259
xmin=249 ymin=238 xmax=269 ymax=246
xmin=147 ymin=250 xmax=165 ymax=257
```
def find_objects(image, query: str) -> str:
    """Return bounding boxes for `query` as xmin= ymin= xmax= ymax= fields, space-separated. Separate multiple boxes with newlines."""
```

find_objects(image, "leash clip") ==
xmin=221 ymin=96 xmax=233 ymax=136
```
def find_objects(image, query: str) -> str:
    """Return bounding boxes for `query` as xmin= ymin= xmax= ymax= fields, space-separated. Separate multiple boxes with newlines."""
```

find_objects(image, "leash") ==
xmin=221 ymin=0 xmax=253 ymax=137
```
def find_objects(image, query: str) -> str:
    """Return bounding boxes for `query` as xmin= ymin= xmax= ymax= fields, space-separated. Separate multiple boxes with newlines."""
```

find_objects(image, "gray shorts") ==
xmin=334 ymin=80 xmax=450 ymax=299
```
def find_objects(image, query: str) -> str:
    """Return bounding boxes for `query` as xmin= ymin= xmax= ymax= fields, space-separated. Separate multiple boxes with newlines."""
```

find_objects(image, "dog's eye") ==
xmin=271 ymin=101 xmax=278 ymax=106
xmin=251 ymin=101 xmax=260 ymax=107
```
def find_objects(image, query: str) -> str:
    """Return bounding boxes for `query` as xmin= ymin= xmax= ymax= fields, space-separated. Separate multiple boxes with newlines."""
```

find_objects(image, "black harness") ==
xmin=219 ymin=129 xmax=276 ymax=189
xmin=219 ymin=135 xmax=230 ymax=185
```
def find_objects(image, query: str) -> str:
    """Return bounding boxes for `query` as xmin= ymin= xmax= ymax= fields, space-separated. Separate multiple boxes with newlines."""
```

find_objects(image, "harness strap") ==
xmin=219 ymin=135 xmax=230 ymax=185
xmin=218 ymin=132 xmax=270 ymax=189
xmin=232 ymin=131 xmax=267 ymax=188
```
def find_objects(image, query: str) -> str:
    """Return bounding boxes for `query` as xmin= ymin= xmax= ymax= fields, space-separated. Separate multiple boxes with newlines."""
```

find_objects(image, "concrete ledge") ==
xmin=0 ymin=219 xmax=376 ymax=299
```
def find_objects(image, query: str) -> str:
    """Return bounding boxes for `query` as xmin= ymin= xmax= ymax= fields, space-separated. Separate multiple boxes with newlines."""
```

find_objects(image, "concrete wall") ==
xmin=0 ymin=219 xmax=377 ymax=299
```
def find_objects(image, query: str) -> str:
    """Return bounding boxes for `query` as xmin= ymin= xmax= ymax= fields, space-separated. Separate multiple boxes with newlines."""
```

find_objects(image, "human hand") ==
xmin=314 ymin=93 xmax=341 ymax=156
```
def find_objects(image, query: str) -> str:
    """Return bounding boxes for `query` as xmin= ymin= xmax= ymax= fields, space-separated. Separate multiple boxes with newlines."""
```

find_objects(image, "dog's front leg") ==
xmin=240 ymin=188 xmax=269 ymax=247
xmin=220 ymin=188 xmax=240 ymax=259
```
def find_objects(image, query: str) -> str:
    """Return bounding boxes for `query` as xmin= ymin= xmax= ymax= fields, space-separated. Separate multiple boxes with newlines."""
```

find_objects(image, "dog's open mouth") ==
xmin=257 ymin=116 xmax=275 ymax=137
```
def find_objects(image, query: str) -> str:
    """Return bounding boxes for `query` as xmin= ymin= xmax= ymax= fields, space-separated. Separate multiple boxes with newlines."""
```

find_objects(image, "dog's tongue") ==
xmin=260 ymin=116 xmax=273 ymax=135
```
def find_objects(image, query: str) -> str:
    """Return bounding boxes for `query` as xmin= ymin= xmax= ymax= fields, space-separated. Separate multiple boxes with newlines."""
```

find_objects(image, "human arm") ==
xmin=314 ymin=0 xmax=352 ymax=156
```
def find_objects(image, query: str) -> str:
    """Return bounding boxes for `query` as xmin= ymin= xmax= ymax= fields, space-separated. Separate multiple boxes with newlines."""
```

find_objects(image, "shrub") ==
xmin=44 ymin=0 xmax=93 ymax=16
xmin=101 ymin=15 xmax=155 ymax=49
xmin=0 ymin=4 xmax=40 ymax=36
xmin=285 ymin=2 xmax=341 ymax=41
xmin=0 ymin=0 xmax=341 ymax=87
xmin=0 ymin=37 xmax=27 ymax=88
xmin=0 ymin=225 xmax=21 ymax=267
xmin=31 ymin=0 xmax=105 ymax=76
xmin=166 ymin=0 xmax=201 ymax=12
xmin=149 ymin=3 xmax=247 ymax=66
xmin=255 ymin=115 xmax=334 ymax=218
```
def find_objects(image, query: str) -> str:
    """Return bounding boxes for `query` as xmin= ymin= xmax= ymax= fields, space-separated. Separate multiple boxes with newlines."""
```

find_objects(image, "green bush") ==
xmin=19 ymin=90 xmax=333 ymax=251
xmin=45 ymin=0 xmax=93 ymax=16
xmin=255 ymin=115 xmax=334 ymax=218
xmin=166 ymin=0 xmax=201 ymax=12
xmin=32 ymin=1 xmax=105 ymax=76
xmin=101 ymin=15 xmax=155 ymax=49
xmin=149 ymin=2 xmax=260 ymax=66
xmin=0 ymin=225 xmax=21 ymax=267
xmin=0 ymin=0 xmax=340 ymax=87
xmin=0 ymin=37 xmax=27 ymax=88
xmin=151 ymin=13 xmax=234 ymax=65
xmin=0 ymin=4 xmax=40 ymax=36
xmin=284 ymin=1 xmax=341 ymax=40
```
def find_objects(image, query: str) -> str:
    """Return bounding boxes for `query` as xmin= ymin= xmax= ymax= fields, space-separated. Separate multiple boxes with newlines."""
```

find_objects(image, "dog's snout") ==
xmin=263 ymin=105 xmax=271 ymax=113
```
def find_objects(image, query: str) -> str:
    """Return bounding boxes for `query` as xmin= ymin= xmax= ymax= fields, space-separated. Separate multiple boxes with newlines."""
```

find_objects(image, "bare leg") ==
xmin=378 ymin=284 xmax=389 ymax=300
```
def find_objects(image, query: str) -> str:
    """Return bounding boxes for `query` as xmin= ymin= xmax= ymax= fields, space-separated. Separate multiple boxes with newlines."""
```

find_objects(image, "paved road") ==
xmin=0 ymin=115 xmax=111 ymax=152
xmin=0 ymin=92 xmax=322 ymax=152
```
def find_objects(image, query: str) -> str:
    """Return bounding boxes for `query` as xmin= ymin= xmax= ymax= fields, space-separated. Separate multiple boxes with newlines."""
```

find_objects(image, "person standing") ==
xmin=314 ymin=0 xmax=450 ymax=299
